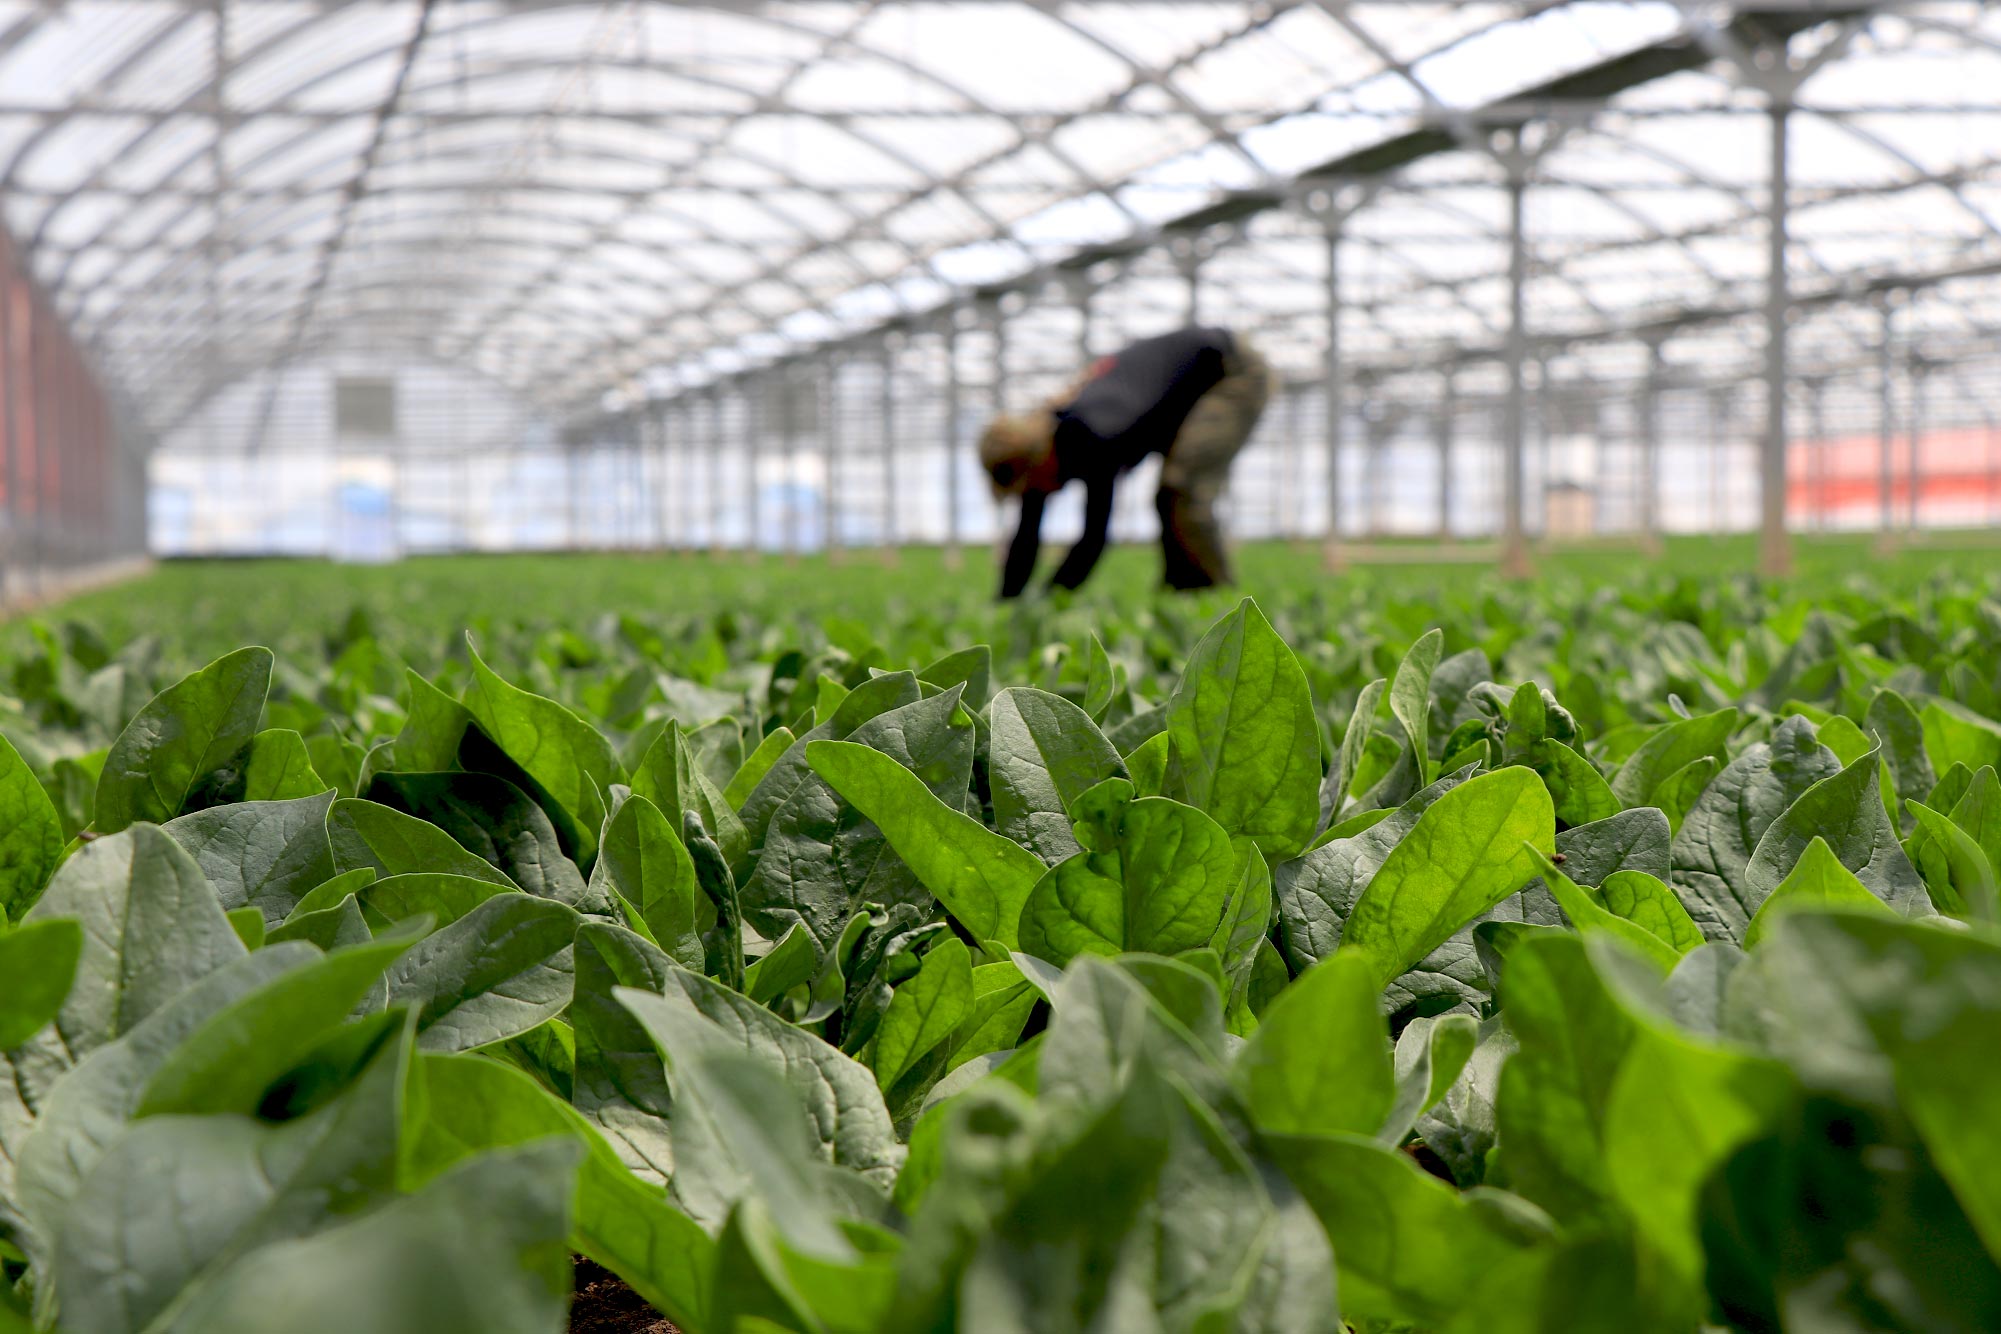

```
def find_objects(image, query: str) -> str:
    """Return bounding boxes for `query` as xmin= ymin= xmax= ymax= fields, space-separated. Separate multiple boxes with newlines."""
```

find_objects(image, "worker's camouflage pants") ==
xmin=1157 ymin=334 xmax=1274 ymax=589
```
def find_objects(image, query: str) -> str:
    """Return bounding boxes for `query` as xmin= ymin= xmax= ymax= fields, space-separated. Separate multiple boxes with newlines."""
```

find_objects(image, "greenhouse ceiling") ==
xmin=4 ymin=0 xmax=2001 ymax=435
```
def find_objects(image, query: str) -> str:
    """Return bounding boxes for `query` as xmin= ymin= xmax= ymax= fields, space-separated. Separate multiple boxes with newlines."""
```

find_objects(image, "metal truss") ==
xmin=1 ymin=0 xmax=2000 ymax=443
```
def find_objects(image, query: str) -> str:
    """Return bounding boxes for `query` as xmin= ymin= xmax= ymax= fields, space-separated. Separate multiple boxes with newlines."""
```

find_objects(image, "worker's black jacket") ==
xmin=1000 ymin=325 xmax=1234 ymax=597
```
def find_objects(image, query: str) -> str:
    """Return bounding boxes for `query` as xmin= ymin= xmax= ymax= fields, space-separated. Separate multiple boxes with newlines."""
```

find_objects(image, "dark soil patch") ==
xmin=569 ymin=1257 xmax=678 ymax=1333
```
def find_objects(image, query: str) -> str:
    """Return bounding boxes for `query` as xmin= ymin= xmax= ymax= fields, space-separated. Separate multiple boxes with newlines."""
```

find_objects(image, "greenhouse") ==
xmin=0 ymin=4 xmax=2000 ymax=1333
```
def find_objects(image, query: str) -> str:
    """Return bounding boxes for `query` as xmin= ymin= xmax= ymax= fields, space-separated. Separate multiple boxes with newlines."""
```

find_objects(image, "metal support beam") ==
xmin=1640 ymin=334 xmax=1666 ymax=552
xmin=743 ymin=382 xmax=761 ymax=555
xmin=1436 ymin=368 xmax=1455 ymax=540
xmin=1500 ymin=167 xmax=1532 ymax=578
xmin=879 ymin=334 xmax=897 ymax=558
xmin=1907 ymin=353 xmax=1927 ymax=533
xmin=1320 ymin=219 xmax=1344 ymax=570
xmin=942 ymin=318 xmax=963 ymax=568
xmin=706 ymin=390 xmax=725 ymax=557
xmin=784 ymin=368 xmax=803 ymax=556
xmin=1176 ymin=244 xmax=1203 ymax=326
xmin=822 ymin=357 xmax=841 ymax=560
xmin=1760 ymin=97 xmax=1793 ymax=576
xmin=1877 ymin=295 xmax=1897 ymax=537
xmin=1803 ymin=376 xmax=1827 ymax=533
xmin=1063 ymin=272 xmax=1094 ymax=365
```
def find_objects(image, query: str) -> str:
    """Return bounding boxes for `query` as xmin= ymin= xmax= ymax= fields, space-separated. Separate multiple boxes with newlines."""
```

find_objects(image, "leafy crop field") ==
xmin=1 ymin=535 xmax=1999 ymax=1333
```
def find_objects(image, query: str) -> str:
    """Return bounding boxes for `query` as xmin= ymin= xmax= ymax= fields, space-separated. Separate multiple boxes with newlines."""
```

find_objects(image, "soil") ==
xmin=569 ymin=1258 xmax=679 ymax=1333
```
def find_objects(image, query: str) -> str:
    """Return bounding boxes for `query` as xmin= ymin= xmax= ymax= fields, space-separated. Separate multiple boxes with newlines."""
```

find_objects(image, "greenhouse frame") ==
xmin=2 ymin=1 xmax=2000 ymax=580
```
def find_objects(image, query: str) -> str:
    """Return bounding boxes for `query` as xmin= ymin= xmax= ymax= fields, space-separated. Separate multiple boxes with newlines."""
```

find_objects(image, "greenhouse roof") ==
xmin=4 ymin=1 xmax=2001 ymax=435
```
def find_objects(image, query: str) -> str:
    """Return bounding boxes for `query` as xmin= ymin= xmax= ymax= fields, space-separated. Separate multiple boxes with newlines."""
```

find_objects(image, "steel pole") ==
xmin=744 ymin=381 xmax=762 ymax=556
xmin=1878 ymin=298 xmax=1897 ymax=538
xmin=1907 ymin=358 xmax=1926 ymax=534
xmin=823 ymin=359 xmax=841 ymax=560
xmin=943 ymin=321 xmax=964 ymax=569
xmin=1641 ymin=337 xmax=1664 ymax=552
xmin=707 ymin=391 xmax=725 ymax=557
xmin=879 ymin=336 xmax=897 ymax=560
xmin=1437 ymin=369 xmax=1456 ymax=539
xmin=1500 ymin=171 xmax=1532 ymax=578
xmin=1759 ymin=100 xmax=1793 ymax=576
xmin=1321 ymin=222 xmax=1345 ymax=570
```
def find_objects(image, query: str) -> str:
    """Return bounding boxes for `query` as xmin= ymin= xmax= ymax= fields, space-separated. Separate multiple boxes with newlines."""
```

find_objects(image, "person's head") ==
xmin=979 ymin=412 xmax=1056 ymax=497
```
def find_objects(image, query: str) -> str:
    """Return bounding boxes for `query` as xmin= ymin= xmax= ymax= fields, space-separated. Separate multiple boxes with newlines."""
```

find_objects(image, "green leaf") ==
xmin=1532 ymin=852 xmax=1683 ymax=974
xmin=594 ymin=793 xmax=707 ymax=970
xmin=367 ymin=771 xmax=587 ymax=905
xmin=360 ymin=872 xmax=517 ymax=929
xmin=156 ymin=1139 xmax=580 ymax=1334
xmin=1493 ymin=932 xmax=1636 ymax=1224
xmin=0 ymin=732 xmax=63 ymax=922
xmin=49 ymin=1013 xmax=411 ymax=1334
xmin=1275 ymin=765 xmax=1480 ymax=970
xmin=631 ymin=721 xmax=749 ymax=871
xmin=225 ymin=906 xmax=264 ymax=949
xmin=1597 ymin=870 xmax=1704 ymax=953
xmin=134 ymin=933 xmax=412 ymax=1116
xmin=946 ymin=962 xmax=1035 ymax=1074
xmin=163 ymin=790 xmax=337 ymax=924
xmin=1016 ymin=784 xmax=1238 ymax=967
xmin=1163 ymin=599 xmax=1321 ymax=859
xmin=616 ymin=969 xmax=902 ymax=1193
xmin=740 ymin=689 xmax=974 ymax=953
xmin=1794 ymin=916 xmax=2001 ymax=1264
xmin=0 ymin=919 xmax=82 ymax=1048
xmin=1389 ymin=629 xmax=1445 ymax=777
xmin=383 ymin=893 xmax=579 ymax=1051
xmin=1343 ymin=767 xmax=1555 ymax=988
xmin=1867 ymin=688 xmax=1936 ymax=828
xmin=737 ymin=671 xmax=921 ymax=860
xmin=807 ymin=739 xmax=1044 ymax=950
xmin=1274 ymin=1130 xmax=1529 ymax=1326
xmin=1905 ymin=800 xmax=1999 ymax=922
xmin=462 ymin=635 xmax=617 ymax=863
xmin=326 ymin=797 xmax=515 ymax=888
xmin=724 ymin=726 xmax=795 ymax=812
xmin=569 ymin=923 xmax=677 ymax=1184
xmin=95 ymin=647 xmax=273 ymax=832
xmin=1743 ymin=835 xmax=1895 ymax=947
xmin=381 ymin=668 xmax=475 ymax=775
xmin=869 ymin=936 xmax=973 ymax=1099
xmin=406 ymin=1053 xmax=713 ymax=1330
xmin=1124 ymin=730 xmax=1169 ymax=797
xmin=1332 ymin=678 xmax=1387 ymax=817
xmin=1602 ymin=996 xmax=1793 ymax=1283
xmin=1948 ymin=764 xmax=2001 ymax=873
xmin=1556 ymin=807 xmax=1671 ymax=886
xmin=744 ymin=922 xmax=817 ymax=1005
xmin=986 ymin=686 xmax=1125 ymax=866
xmin=1817 ymin=714 xmax=1874 ymax=766
xmin=12 ymin=946 xmax=327 ymax=1270
xmin=1381 ymin=1012 xmax=1479 ymax=1144
xmin=1672 ymin=714 xmax=1841 ymax=940
xmin=1653 ymin=755 xmax=1720 ymax=835
xmin=1609 ymin=706 xmax=1737 ymax=807
xmin=23 ymin=824 xmax=246 ymax=1060
xmin=235 ymin=728 xmax=327 ymax=802
xmin=1923 ymin=697 xmax=2001 ymax=774
xmin=920 ymin=644 xmax=993 ymax=711
xmin=1234 ymin=949 xmax=1393 ymax=1136
xmin=1743 ymin=745 xmax=1928 ymax=917
xmin=1516 ymin=738 xmax=1620 ymax=826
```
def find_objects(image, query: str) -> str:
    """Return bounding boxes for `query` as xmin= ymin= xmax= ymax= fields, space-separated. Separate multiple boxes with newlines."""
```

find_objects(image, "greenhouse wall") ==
xmin=0 ymin=227 xmax=148 ymax=605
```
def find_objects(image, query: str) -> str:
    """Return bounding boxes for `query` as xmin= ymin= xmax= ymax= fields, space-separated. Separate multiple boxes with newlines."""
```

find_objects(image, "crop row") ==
xmin=0 ymin=580 xmax=1998 ymax=1331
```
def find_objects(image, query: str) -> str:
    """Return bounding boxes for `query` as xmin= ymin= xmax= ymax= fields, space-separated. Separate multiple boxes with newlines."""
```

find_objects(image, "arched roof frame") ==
xmin=6 ymin=1 xmax=2001 ymax=433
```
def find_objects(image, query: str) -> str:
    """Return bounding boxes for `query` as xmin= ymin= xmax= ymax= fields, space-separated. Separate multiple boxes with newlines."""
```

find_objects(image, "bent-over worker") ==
xmin=979 ymin=325 xmax=1272 ymax=598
